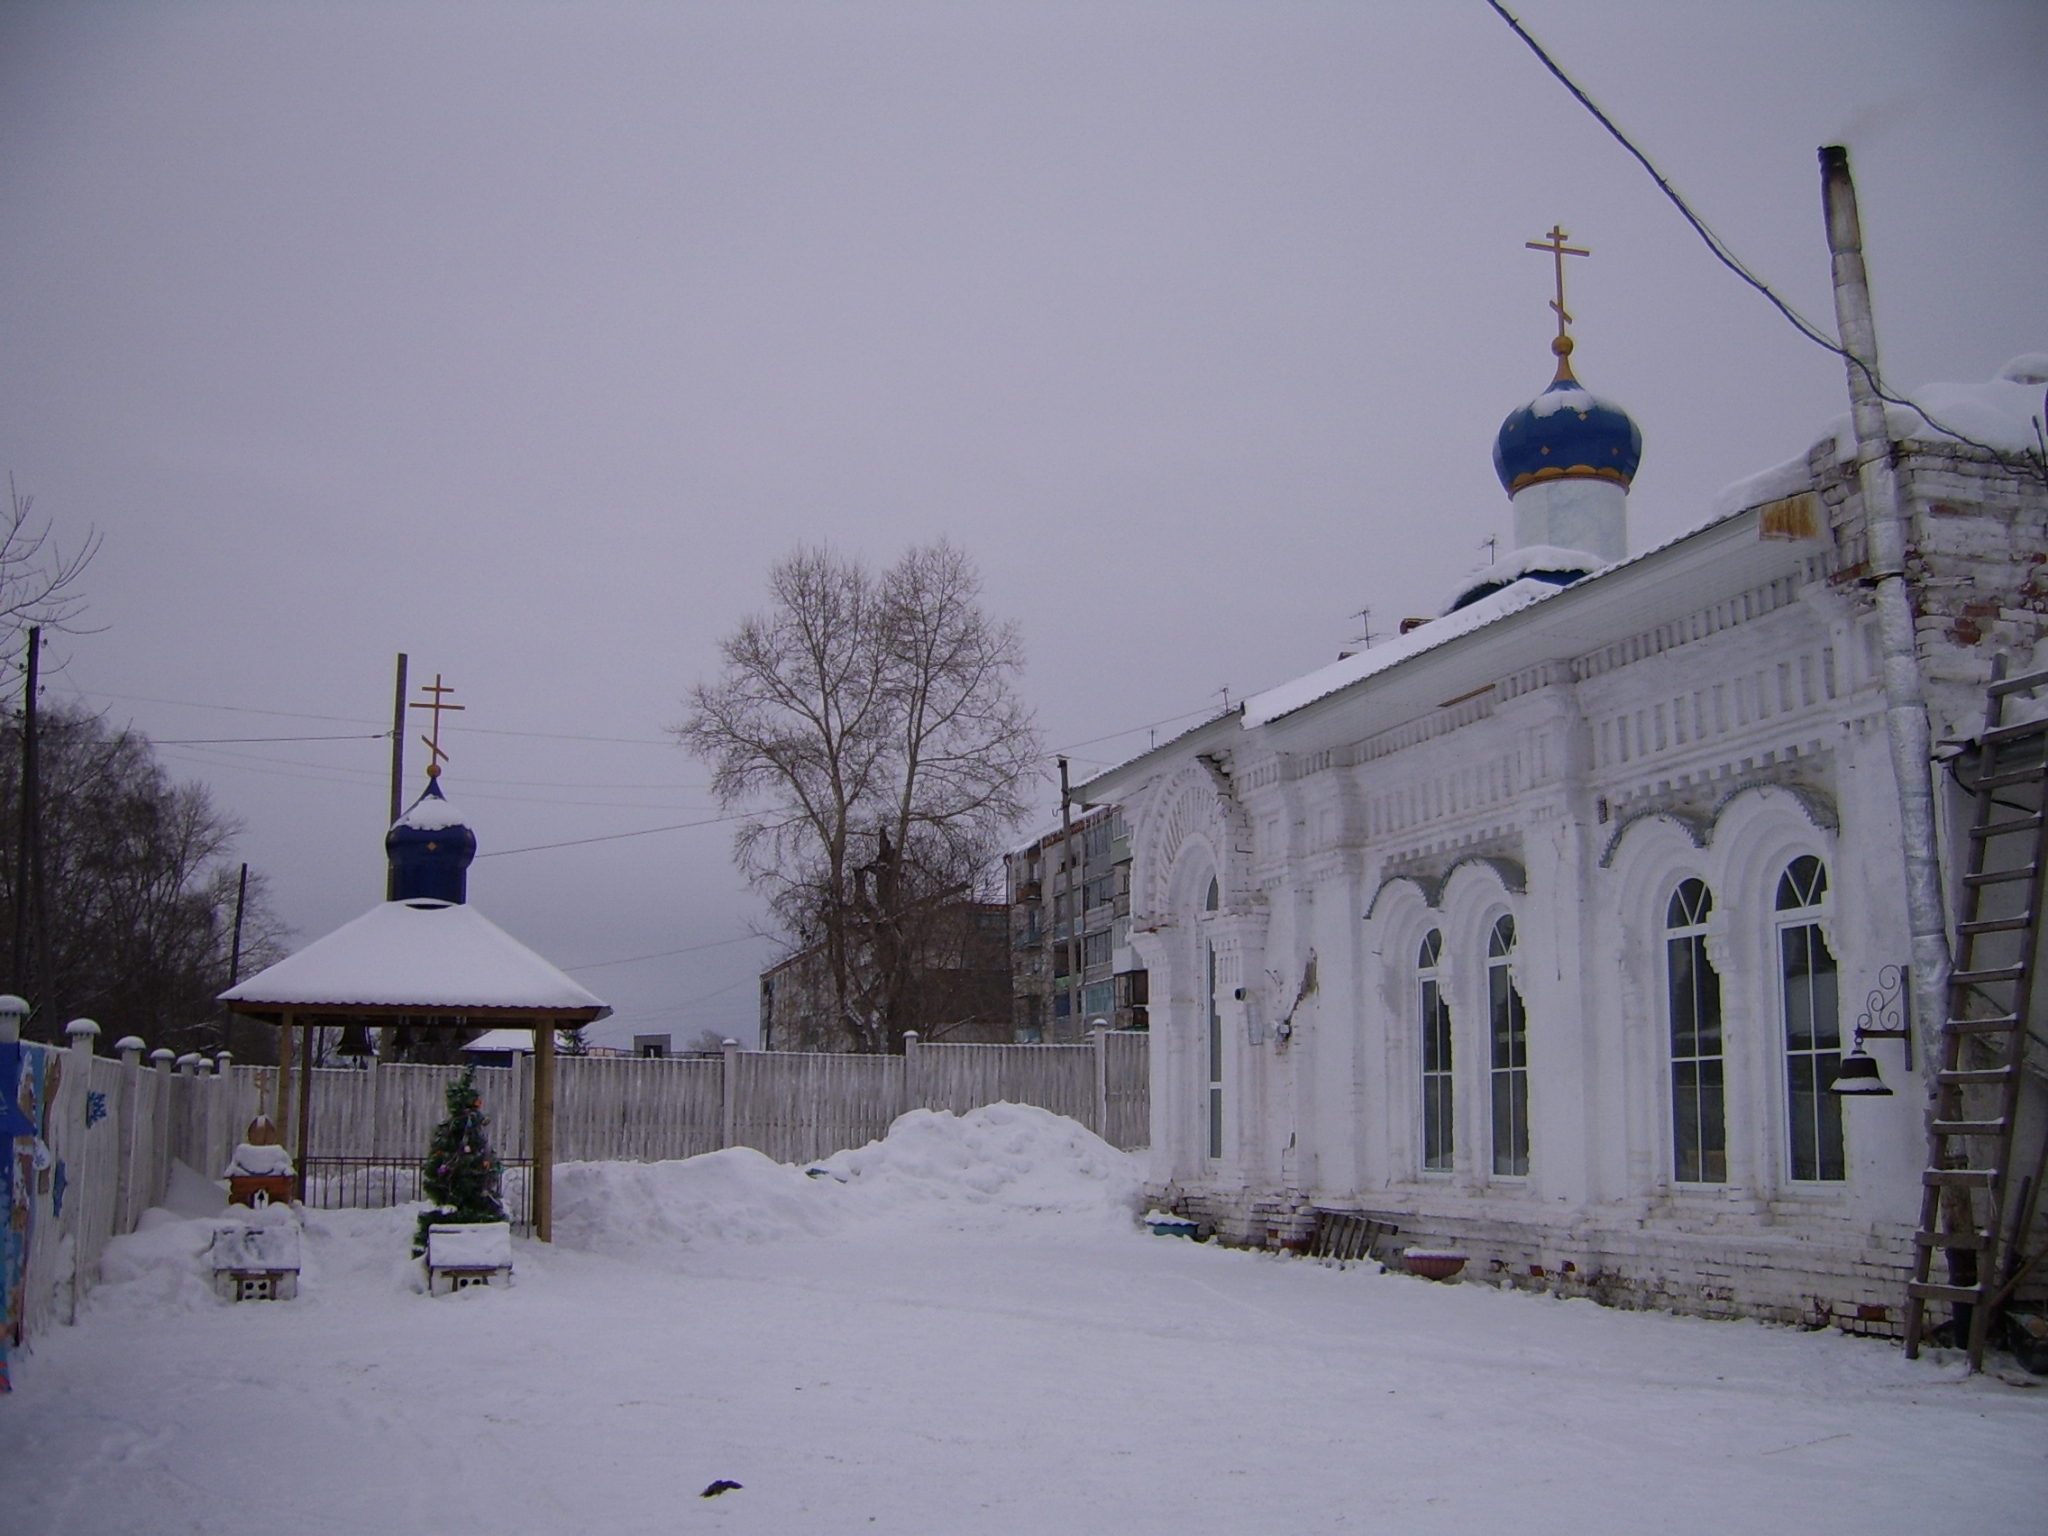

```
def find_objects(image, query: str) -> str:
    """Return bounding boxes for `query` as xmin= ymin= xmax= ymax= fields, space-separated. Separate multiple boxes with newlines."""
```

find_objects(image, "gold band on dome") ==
xmin=1506 ymin=463 xmax=1632 ymax=494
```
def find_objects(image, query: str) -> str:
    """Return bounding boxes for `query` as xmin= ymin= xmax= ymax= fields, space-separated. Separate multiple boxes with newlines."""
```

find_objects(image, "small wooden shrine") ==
xmin=219 ymin=677 xmax=607 ymax=1239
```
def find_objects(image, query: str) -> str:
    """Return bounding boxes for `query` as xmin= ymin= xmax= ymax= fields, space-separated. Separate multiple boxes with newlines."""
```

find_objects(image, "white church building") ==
xmin=1079 ymin=273 xmax=2047 ymax=1330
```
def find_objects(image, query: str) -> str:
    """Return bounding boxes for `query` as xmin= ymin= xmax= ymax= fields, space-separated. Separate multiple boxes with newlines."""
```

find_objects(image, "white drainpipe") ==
xmin=1818 ymin=144 xmax=1953 ymax=1088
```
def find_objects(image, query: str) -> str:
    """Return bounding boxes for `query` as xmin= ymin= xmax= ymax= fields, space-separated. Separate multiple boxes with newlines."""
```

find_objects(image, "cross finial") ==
xmin=1525 ymin=224 xmax=1590 ymax=382
xmin=408 ymin=673 xmax=464 ymax=780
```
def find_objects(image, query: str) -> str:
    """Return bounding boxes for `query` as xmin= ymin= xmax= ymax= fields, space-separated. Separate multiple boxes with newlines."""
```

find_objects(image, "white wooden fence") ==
xmin=3 ymin=1029 xmax=1148 ymax=1356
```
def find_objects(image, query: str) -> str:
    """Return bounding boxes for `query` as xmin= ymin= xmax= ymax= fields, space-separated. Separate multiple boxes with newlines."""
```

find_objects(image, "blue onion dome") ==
xmin=386 ymin=778 xmax=477 ymax=904
xmin=1493 ymin=343 xmax=1643 ymax=496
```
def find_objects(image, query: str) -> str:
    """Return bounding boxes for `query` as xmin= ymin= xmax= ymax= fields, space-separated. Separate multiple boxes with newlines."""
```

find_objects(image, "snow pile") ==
xmin=91 ymin=1209 xmax=223 ymax=1313
xmin=551 ymin=1103 xmax=1143 ymax=1259
xmin=814 ymin=1102 xmax=1144 ymax=1225
xmin=551 ymin=1146 xmax=846 ymax=1256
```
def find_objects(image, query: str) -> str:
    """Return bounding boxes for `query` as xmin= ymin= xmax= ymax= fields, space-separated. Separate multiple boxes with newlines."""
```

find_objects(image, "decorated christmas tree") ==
xmin=413 ymin=1065 xmax=507 ymax=1254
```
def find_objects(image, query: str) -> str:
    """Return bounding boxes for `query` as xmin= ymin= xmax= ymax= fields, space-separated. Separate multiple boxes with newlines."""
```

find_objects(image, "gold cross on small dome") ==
xmin=409 ymin=673 xmax=464 ymax=779
xmin=1525 ymin=224 xmax=1590 ymax=380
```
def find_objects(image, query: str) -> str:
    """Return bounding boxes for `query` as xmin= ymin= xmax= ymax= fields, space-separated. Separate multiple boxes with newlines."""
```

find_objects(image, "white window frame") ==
xmin=1418 ymin=929 xmax=1453 ymax=1172
xmin=1486 ymin=912 xmax=1529 ymax=1178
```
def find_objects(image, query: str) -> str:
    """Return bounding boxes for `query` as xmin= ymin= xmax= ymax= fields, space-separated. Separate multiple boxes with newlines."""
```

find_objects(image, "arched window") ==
xmin=1205 ymin=939 xmax=1224 ymax=1160
xmin=1487 ymin=914 xmax=1529 ymax=1176
xmin=1666 ymin=879 xmax=1725 ymax=1183
xmin=1204 ymin=876 xmax=1220 ymax=912
xmin=1776 ymin=856 xmax=1843 ymax=1182
xmin=1419 ymin=930 xmax=1453 ymax=1171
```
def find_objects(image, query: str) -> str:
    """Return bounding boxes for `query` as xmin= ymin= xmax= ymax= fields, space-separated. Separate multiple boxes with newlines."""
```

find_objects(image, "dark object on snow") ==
xmin=2007 ymin=1313 xmax=2048 ymax=1376
xmin=700 ymin=1480 xmax=743 ymax=1498
xmin=412 ymin=1065 xmax=507 ymax=1254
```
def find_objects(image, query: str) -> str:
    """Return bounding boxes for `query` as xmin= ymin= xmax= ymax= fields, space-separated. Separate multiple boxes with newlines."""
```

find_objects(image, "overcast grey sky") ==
xmin=1 ymin=1 xmax=2042 ymax=1047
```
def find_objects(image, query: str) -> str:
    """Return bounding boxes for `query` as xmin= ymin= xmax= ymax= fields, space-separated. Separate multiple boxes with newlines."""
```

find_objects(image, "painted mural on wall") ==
xmin=1 ymin=1040 xmax=54 ymax=1392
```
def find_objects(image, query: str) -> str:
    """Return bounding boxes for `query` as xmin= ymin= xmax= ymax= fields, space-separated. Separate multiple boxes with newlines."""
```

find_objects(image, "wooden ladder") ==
xmin=1904 ymin=662 xmax=2048 ymax=1368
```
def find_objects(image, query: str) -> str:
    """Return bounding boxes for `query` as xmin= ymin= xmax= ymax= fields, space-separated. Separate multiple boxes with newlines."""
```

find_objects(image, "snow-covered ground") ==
xmin=4 ymin=1104 xmax=2043 ymax=1534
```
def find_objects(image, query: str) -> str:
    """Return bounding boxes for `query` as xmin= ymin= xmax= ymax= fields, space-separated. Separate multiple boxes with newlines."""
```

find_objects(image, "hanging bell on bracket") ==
xmin=335 ymin=1021 xmax=375 ymax=1059
xmin=1827 ymin=1042 xmax=1893 ymax=1096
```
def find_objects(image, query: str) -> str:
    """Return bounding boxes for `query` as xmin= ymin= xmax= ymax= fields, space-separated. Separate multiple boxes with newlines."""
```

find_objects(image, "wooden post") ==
xmin=276 ymin=1013 xmax=296 ymax=1193
xmin=533 ymin=1019 xmax=555 ymax=1242
xmin=114 ymin=1040 xmax=141 ymax=1234
xmin=902 ymin=1030 xmax=921 ymax=1115
xmin=509 ymin=1040 xmax=528 ymax=1162
xmin=295 ymin=1016 xmax=315 ymax=1201
xmin=720 ymin=1037 xmax=739 ymax=1150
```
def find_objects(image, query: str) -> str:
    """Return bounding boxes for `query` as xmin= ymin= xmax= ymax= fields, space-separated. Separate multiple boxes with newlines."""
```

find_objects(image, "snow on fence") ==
xmin=3 ymin=1030 xmax=1148 ymax=1356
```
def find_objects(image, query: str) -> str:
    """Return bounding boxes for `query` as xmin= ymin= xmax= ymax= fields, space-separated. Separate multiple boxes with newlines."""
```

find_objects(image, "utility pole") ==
xmin=217 ymin=861 xmax=249 ymax=1056
xmin=10 ymin=627 xmax=36 ymax=1006
xmin=1059 ymin=757 xmax=1082 ymax=1042
xmin=228 ymin=862 xmax=249 ymax=986
xmin=386 ymin=653 xmax=407 ymax=899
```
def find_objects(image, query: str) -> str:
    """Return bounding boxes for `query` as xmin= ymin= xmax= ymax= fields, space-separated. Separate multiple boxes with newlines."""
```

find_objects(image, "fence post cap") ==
xmin=0 ymin=994 xmax=27 ymax=1040
xmin=150 ymin=1047 xmax=176 ymax=1068
xmin=216 ymin=1051 xmax=234 ymax=1070
xmin=65 ymin=1017 xmax=101 ymax=1039
xmin=115 ymin=1035 xmax=146 ymax=1062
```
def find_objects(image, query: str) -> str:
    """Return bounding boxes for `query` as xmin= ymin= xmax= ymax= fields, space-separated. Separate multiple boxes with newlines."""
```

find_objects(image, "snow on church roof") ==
xmin=1082 ymin=357 xmax=2044 ymax=786
xmin=1243 ymin=358 xmax=2047 ymax=733
xmin=221 ymin=900 xmax=609 ymax=1017
xmin=1242 ymin=577 xmax=1566 ymax=729
xmin=1712 ymin=356 xmax=2048 ymax=519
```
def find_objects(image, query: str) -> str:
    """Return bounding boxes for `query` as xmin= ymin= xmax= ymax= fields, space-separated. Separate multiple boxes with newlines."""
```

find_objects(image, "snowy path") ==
xmin=3 ymin=1110 xmax=2044 ymax=1534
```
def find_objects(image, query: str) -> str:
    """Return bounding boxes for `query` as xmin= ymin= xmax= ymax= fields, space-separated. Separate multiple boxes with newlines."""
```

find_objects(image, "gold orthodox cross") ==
xmin=409 ymin=673 xmax=464 ymax=779
xmin=1525 ymin=224 xmax=1589 ymax=377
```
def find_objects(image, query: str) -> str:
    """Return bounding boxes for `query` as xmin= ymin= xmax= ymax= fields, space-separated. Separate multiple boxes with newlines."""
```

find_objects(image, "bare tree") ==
xmin=0 ymin=705 xmax=287 ymax=1052
xmin=681 ymin=541 xmax=1040 ymax=1053
xmin=0 ymin=477 xmax=97 ymax=677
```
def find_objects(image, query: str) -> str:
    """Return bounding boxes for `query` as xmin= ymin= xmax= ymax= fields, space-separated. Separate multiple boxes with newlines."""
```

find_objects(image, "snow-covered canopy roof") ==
xmin=220 ymin=900 xmax=609 ymax=1020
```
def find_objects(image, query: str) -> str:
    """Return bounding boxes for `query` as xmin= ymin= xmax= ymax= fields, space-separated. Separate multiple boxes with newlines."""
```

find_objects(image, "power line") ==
xmin=475 ymin=812 xmax=744 ymax=859
xmin=164 ymin=745 xmax=714 ymax=810
xmin=562 ymin=933 xmax=770 ymax=972
xmin=83 ymin=690 xmax=384 ymax=726
xmin=156 ymin=733 xmax=388 ymax=746
xmin=1483 ymin=0 xmax=2045 ymax=480
xmin=1043 ymin=701 xmax=1219 ymax=759
xmin=77 ymin=688 xmax=677 ymax=745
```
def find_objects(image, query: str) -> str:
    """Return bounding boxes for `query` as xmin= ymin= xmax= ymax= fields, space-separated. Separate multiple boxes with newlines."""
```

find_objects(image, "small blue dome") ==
xmin=1493 ymin=371 xmax=1642 ymax=496
xmin=386 ymin=779 xmax=477 ymax=904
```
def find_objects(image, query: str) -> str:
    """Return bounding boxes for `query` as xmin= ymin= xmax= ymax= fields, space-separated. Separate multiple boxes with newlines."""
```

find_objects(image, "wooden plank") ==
xmin=534 ymin=1019 xmax=555 ymax=1241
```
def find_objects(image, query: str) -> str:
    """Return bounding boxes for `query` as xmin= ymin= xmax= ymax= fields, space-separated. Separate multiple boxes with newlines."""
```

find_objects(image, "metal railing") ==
xmin=299 ymin=1156 xmax=535 ymax=1231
